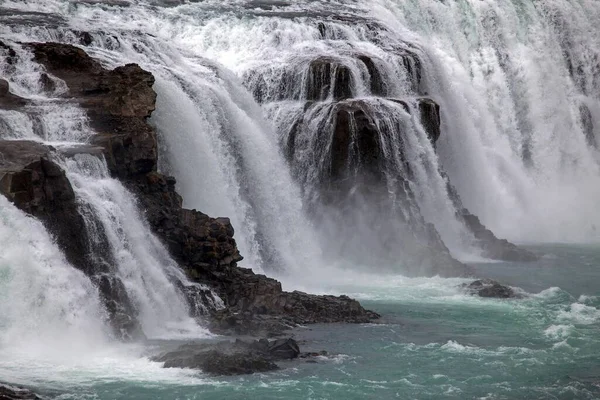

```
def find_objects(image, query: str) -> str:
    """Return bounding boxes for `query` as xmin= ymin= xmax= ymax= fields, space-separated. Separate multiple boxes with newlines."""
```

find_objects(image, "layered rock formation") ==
xmin=0 ymin=41 xmax=377 ymax=337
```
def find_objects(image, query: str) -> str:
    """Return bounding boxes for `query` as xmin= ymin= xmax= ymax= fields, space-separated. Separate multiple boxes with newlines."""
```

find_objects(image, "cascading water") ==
xmin=1 ymin=1 xmax=600 ymax=399
xmin=0 ymin=40 xmax=218 ymax=340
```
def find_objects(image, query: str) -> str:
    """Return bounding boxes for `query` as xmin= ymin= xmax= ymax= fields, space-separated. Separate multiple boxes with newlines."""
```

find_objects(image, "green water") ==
xmin=8 ymin=245 xmax=600 ymax=399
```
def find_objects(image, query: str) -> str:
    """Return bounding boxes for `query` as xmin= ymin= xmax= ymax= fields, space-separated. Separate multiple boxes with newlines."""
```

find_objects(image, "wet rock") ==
xmin=153 ymin=338 xmax=301 ymax=375
xmin=306 ymin=58 xmax=353 ymax=101
xmin=399 ymin=49 xmax=423 ymax=93
xmin=460 ymin=209 xmax=538 ymax=262
xmin=418 ymin=98 xmax=441 ymax=144
xmin=579 ymin=103 xmax=596 ymax=148
xmin=0 ymin=384 xmax=41 ymax=400
xmin=463 ymin=279 xmax=518 ymax=299
xmin=357 ymin=54 xmax=386 ymax=96
xmin=29 ymin=42 xmax=157 ymax=178
xmin=0 ymin=79 xmax=28 ymax=110
xmin=331 ymin=100 xmax=381 ymax=182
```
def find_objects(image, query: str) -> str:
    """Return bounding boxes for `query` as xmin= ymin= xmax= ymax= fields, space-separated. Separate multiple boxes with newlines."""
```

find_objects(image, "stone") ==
xmin=153 ymin=338 xmax=302 ymax=375
xmin=357 ymin=55 xmax=386 ymax=96
xmin=0 ymin=384 xmax=41 ymax=400
xmin=418 ymin=98 xmax=441 ymax=144
xmin=306 ymin=58 xmax=353 ymax=101
xmin=463 ymin=279 xmax=519 ymax=299
xmin=579 ymin=103 xmax=596 ymax=148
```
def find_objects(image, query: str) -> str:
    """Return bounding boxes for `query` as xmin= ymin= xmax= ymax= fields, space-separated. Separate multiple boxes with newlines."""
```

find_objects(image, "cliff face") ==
xmin=0 ymin=41 xmax=378 ymax=338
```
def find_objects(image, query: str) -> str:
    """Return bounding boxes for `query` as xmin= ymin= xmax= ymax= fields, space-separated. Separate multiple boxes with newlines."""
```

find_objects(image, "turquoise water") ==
xmin=6 ymin=245 xmax=598 ymax=399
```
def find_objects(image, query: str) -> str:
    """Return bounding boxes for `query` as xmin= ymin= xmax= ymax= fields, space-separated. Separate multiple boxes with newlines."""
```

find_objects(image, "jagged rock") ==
xmin=418 ymin=98 xmax=441 ymax=144
xmin=0 ymin=140 xmax=143 ymax=339
xmin=462 ymin=279 xmax=519 ymax=299
xmin=460 ymin=209 xmax=538 ymax=262
xmin=0 ymin=79 xmax=28 ymax=110
xmin=357 ymin=54 xmax=386 ymax=96
xmin=153 ymin=338 xmax=300 ymax=375
xmin=0 ymin=384 xmax=41 ymax=400
xmin=306 ymin=58 xmax=353 ymax=101
xmin=331 ymin=100 xmax=381 ymax=182
xmin=29 ymin=42 xmax=157 ymax=178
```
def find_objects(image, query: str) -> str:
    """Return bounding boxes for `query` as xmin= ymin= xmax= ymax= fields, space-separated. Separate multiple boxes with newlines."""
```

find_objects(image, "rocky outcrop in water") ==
xmin=153 ymin=338 xmax=300 ymax=375
xmin=0 ymin=384 xmax=41 ymax=400
xmin=462 ymin=279 xmax=520 ymax=299
xmin=24 ymin=42 xmax=378 ymax=335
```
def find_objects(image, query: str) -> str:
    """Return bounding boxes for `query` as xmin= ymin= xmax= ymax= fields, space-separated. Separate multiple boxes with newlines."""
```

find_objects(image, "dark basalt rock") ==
xmin=463 ymin=279 xmax=519 ymax=299
xmin=28 ymin=42 xmax=157 ymax=178
xmin=306 ymin=58 xmax=353 ymax=101
xmin=0 ymin=384 xmax=41 ymax=400
xmin=418 ymin=98 xmax=441 ymax=144
xmin=357 ymin=54 xmax=386 ymax=96
xmin=153 ymin=338 xmax=300 ymax=375
xmin=0 ymin=79 xmax=28 ymax=110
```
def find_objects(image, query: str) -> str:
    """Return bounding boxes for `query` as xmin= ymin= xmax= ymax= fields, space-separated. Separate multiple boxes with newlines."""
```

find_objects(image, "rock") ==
xmin=268 ymin=338 xmax=301 ymax=359
xmin=153 ymin=338 xmax=301 ymax=375
xmin=357 ymin=54 xmax=386 ymax=96
xmin=29 ymin=42 xmax=157 ymax=178
xmin=463 ymin=279 xmax=518 ymax=299
xmin=0 ymin=384 xmax=41 ymax=400
xmin=460 ymin=209 xmax=538 ymax=262
xmin=418 ymin=98 xmax=441 ymax=144
xmin=306 ymin=58 xmax=353 ymax=101
xmin=0 ymin=79 xmax=28 ymax=110
xmin=579 ymin=103 xmax=596 ymax=148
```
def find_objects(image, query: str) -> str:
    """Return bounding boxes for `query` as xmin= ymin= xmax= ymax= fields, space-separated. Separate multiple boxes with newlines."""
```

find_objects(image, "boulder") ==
xmin=153 ymin=338 xmax=301 ymax=375
xmin=0 ymin=384 xmax=40 ymax=400
xmin=0 ymin=79 xmax=28 ymax=110
xmin=579 ymin=103 xmax=596 ymax=148
xmin=463 ymin=279 xmax=519 ymax=299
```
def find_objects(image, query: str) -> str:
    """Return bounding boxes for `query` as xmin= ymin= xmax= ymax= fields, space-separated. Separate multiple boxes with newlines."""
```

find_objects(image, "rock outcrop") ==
xmin=460 ymin=209 xmax=538 ymax=262
xmin=23 ymin=42 xmax=378 ymax=335
xmin=0 ymin=384 xmax=41 ymax=400
xmin=462 ymin=279 xmax=520 ymax=299
xmin=153 ymin=338 xmax=301 ymax=375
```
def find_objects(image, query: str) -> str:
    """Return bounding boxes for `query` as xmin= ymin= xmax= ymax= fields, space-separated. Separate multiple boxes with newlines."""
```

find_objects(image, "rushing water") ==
xmin=0 ymin=0 xmax=599 ymax=398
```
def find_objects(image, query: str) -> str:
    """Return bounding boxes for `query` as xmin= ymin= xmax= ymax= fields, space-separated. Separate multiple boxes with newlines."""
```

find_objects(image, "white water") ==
xmin=63 ymin=154 xmax=212 ymax=339
xmin=0 ymin=42 xmax=215 ymax=340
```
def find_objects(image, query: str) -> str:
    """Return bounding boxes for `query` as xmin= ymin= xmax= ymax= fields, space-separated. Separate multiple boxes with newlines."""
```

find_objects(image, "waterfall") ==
xmin=0 ymin=0 xmax=599 ymax=270
xmin=0 ymin=41 xmax=218 ymax=339
xmin=0 ymin=195 xmax=109 ymax=357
